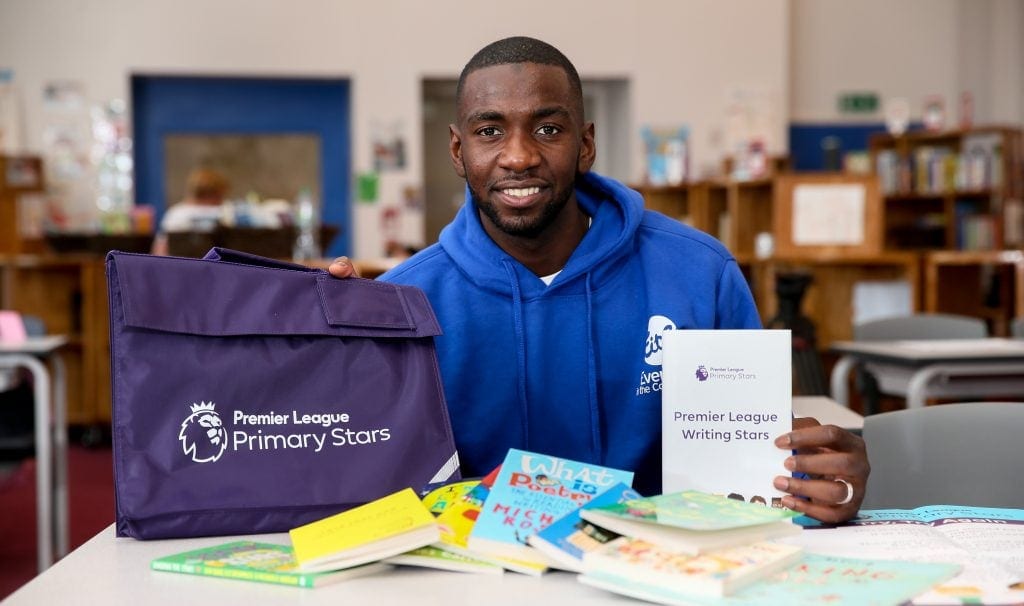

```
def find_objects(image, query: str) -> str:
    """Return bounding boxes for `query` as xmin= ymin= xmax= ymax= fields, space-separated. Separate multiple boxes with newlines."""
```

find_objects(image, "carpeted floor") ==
xmin=0 ymin=445 xmax=115 ymax=600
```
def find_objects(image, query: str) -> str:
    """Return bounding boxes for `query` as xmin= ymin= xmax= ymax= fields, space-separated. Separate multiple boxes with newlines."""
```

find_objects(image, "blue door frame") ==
xmin=132 ymin=75 xmax=351 ymax=256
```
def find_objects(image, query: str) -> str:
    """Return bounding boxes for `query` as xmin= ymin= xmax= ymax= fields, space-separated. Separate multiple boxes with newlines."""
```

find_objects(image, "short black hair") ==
xmin=456 ymin=36 xmax=583 ymax=117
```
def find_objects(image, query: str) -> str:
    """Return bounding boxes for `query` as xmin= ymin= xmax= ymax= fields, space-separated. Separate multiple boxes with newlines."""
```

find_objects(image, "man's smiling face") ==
xmin=450 ymin=62 xmax=595 ymax=240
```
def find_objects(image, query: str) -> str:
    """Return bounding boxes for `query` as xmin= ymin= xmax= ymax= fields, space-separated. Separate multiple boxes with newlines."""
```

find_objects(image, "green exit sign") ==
xmin=838 ymin=92 xmax=879 ymax=114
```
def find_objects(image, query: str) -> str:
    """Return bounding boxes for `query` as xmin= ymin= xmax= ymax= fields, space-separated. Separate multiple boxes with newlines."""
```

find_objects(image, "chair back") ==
xmin=854 ymin=313 xmax=987 ymax=341
xmin=861 ymin=402 xmax=1024 ymax=509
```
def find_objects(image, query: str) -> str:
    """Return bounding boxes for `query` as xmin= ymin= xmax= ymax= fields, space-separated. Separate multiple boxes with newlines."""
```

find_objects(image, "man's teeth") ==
xmin=502 ymin=187 xmax=540 ymax=198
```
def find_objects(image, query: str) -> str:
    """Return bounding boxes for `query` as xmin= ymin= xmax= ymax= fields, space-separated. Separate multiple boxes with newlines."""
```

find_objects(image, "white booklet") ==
xmin=661 ymin=329 xmax=791 ymax=505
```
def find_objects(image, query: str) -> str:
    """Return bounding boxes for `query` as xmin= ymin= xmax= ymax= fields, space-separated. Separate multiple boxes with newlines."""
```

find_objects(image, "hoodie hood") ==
xmin=438 ymin=171 xmax=644 ymax=296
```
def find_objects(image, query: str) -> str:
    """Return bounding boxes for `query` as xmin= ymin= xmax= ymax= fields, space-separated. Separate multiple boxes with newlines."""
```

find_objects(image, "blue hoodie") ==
xmin=379 ymin=172 xmax=761 ymax=494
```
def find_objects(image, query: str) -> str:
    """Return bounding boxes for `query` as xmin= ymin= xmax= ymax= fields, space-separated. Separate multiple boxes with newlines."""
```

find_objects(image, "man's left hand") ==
xmin=773 ymin=417 xmax=869 ymax=523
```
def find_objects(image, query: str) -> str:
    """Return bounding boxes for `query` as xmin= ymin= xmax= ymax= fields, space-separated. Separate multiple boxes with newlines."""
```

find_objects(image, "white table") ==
xmin=0 ymin=336 xmax=68 ymax=572
xmin=830 ymin=338 xmax=1024 ymax=409
xmin=3 ymin=524 xmax=638 ymax=606
xmin=792 ymin=395 xmax=864 ymax=431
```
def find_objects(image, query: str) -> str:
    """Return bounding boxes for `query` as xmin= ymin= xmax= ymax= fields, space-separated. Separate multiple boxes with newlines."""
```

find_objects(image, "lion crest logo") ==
xmin=179 ymin=401 xmax=228 ymax=463
xmin=695 ymin=365 xmax=709 ymax=382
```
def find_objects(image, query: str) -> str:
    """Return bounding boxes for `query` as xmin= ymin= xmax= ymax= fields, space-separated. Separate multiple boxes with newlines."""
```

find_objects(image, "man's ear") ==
xmin=449 ymin=124 xmax=466 ymax=178
xmin=578 ymin=121 xmax=596 ymax=174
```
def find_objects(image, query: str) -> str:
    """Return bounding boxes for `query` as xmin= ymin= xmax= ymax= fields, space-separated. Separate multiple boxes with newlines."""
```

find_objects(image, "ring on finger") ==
xmin=834 ymin=478 xmax=854 ymax=506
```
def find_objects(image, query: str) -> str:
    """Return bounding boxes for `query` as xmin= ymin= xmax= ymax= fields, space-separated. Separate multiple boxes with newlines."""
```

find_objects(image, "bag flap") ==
xmin=106 ymin=251 xmax=441 ymax=338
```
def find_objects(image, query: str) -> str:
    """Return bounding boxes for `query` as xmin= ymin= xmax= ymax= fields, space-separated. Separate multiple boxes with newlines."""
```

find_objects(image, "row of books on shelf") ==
xmin=876 ymin=134 xmax=1005 ymax=195
xmin=150 ymin=448 xmax=968 ymax=605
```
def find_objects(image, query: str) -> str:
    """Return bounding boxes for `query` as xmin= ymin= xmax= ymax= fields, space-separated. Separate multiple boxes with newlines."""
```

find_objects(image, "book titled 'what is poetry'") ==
xmin=661 ymin=330 xmax=791 ymax=504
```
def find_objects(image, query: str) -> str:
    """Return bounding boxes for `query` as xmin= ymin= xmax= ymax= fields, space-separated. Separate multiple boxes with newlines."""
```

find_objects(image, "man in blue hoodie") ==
xmin=331 ymin=37 xmax=868 ymax=523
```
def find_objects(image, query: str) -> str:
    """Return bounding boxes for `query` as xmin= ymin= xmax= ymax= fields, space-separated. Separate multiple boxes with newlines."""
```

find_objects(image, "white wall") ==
xmin=791 ymin=0 xmax=1024 ymax=126
xmin=0 ymin=0 xmax=789 ymax=258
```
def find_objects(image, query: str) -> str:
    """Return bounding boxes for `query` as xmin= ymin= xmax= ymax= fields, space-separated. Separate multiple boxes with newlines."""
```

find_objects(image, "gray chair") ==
xmin=1012 ymin=317 xmax=1024 ymax=339
xmin=852 ymin=313 xmax=988 ymax=413
xmin=854 ymin=313 xmax=987 ymax=341
xmin=861 ymin=402 xmax=1024 ymax=509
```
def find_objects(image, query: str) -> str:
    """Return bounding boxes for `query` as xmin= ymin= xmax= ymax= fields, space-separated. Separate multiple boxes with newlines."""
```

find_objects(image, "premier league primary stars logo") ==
xmin=179 ymin=401 xmax=228 ymax=463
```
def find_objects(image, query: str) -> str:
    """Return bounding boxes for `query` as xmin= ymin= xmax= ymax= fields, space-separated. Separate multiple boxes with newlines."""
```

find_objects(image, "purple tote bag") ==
xmin=106 ymin=248 xmax=459 ymax=539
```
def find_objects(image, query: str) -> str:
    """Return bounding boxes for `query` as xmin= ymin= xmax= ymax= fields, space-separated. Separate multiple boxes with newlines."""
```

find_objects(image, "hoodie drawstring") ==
xmin=585 ymin=272 xmax=602 ymax=461
xmin=502 ymin=260 xmax=530 ymax=449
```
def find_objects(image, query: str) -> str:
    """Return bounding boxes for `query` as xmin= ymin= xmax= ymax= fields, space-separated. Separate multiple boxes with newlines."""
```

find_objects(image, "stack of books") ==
xmin=574 ymin=491 xmax=804 ymax=600
xmin=149 ymin=450 xmax=962 ymax=603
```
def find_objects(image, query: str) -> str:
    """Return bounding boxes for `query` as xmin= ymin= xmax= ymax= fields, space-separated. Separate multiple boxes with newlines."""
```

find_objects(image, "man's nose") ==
xmin=498 ymin=130 xmax=540 ymax=172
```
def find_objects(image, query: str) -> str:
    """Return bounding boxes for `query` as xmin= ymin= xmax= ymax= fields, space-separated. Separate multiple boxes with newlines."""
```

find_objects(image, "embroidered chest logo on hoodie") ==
xmin=635 ymin=315 xmax=678 ymax=397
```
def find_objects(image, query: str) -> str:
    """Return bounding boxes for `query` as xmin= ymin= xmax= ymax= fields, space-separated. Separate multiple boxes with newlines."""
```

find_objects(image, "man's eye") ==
xmin=477 ymin=126 xmax=501 ymax=137
xmin=536 ymin=125 xmax=561 ymax=136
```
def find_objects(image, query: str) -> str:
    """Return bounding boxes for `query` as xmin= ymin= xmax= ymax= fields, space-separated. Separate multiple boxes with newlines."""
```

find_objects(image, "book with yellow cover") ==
xmin=289 ymin=487 xmax=440 ymax=573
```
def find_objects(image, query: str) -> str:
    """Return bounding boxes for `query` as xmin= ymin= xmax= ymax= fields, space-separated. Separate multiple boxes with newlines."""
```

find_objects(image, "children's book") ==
xmin=792 ymin=505 xmax=1024 ymax=605
xmin=583 ymin=537 xmax=803 ymax=597
xmin=432 ymin=465 xmax=546 ymax=576
xmin=579 ymin=553 xmax=960 ymax=606
xmin=150 ymin=540 xmax=388 ymax=588
xmin=579 ymin=490 xmax=798 ymax=555
xmin=383 ymin=545 xmax=504 ymax=575
xmin=527 ymin=482 xmax=640 ymax=572
xmin=289 ymin=487 xmax=440 ymax=573
xmin=467 ymin=449 xmax=634 ymax=567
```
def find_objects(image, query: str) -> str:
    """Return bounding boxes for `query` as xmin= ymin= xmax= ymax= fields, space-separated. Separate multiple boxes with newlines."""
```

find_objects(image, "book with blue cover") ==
xmin=467 ymin=449 xmax=634 ymax=567
xmin=527 ymin=481 xmax=640 ymax=572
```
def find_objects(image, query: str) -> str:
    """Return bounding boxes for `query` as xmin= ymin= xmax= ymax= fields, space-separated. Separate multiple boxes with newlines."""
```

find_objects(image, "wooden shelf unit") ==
xmin=634 ymin=178 xmax=774 ymax=258
xmin=869 ymin=126 xmax=1023 ymax=250
xmin=0 ymin=254 xmax=111 ymax=426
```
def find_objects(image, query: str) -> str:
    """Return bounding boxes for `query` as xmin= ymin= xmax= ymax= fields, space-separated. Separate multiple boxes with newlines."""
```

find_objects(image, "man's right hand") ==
xmin=328 ymin=256 xmax=360 ymax=279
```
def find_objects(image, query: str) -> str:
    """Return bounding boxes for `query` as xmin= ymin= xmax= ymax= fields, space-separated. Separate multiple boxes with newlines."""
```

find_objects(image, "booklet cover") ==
xmin=661 ymin=329 xmax=792 ymax=504
xmin=151 ymin=540 xmax=388 ymax=588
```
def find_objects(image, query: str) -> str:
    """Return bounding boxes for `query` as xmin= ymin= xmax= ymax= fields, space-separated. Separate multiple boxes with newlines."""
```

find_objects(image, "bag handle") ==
xmin=202 ymin=247 xmax=319 ymax=272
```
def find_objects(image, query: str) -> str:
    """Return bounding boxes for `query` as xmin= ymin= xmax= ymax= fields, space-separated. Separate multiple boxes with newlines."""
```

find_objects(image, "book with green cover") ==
xmin=579 ymin=490 xmax=799 ymax=555
xmin=289 ymin=487 xmax=440 ymax=573
xmin=579 ymin=553 xmax=960 ymax=606
xmin=150 ymin=541 xmax=388 ymax=588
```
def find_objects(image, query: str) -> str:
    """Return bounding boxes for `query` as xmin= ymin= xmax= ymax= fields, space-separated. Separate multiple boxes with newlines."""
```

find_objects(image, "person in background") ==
xmin=330 ymin=36 xmax=868 ymax=523
xmin=151 ymin=168 xmax=229 ymax=255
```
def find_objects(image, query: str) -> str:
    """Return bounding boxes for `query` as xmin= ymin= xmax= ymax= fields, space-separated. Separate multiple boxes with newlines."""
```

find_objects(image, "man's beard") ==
xmin=470 ymin=181 xmax=574 ymax=238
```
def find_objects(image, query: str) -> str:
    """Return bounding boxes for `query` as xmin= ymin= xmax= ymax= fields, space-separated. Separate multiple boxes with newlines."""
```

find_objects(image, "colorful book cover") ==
xmin=579 ymin=491 xmax=798 ymax=555
xmin=579 ymin=553 xmax=960 ymax=606
xmin=583 ymin=537 xmax=803 ymax=597
xmin=150 ymin=541 xmax=388 ymax=588
xmin=528 ymin=482 xmax=640 ymax=572
xmin=468 ymin=449 xmax=634 ymax=566
xmin=419 ymin=479 xmax=480 ymax=515
xmin=289 ymin=487 xmax=440 ymax=573
xmin=383 ymin=545 xmax=503 ymax=575
xmin=432 ymin=466 xmax=546 ymax=576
